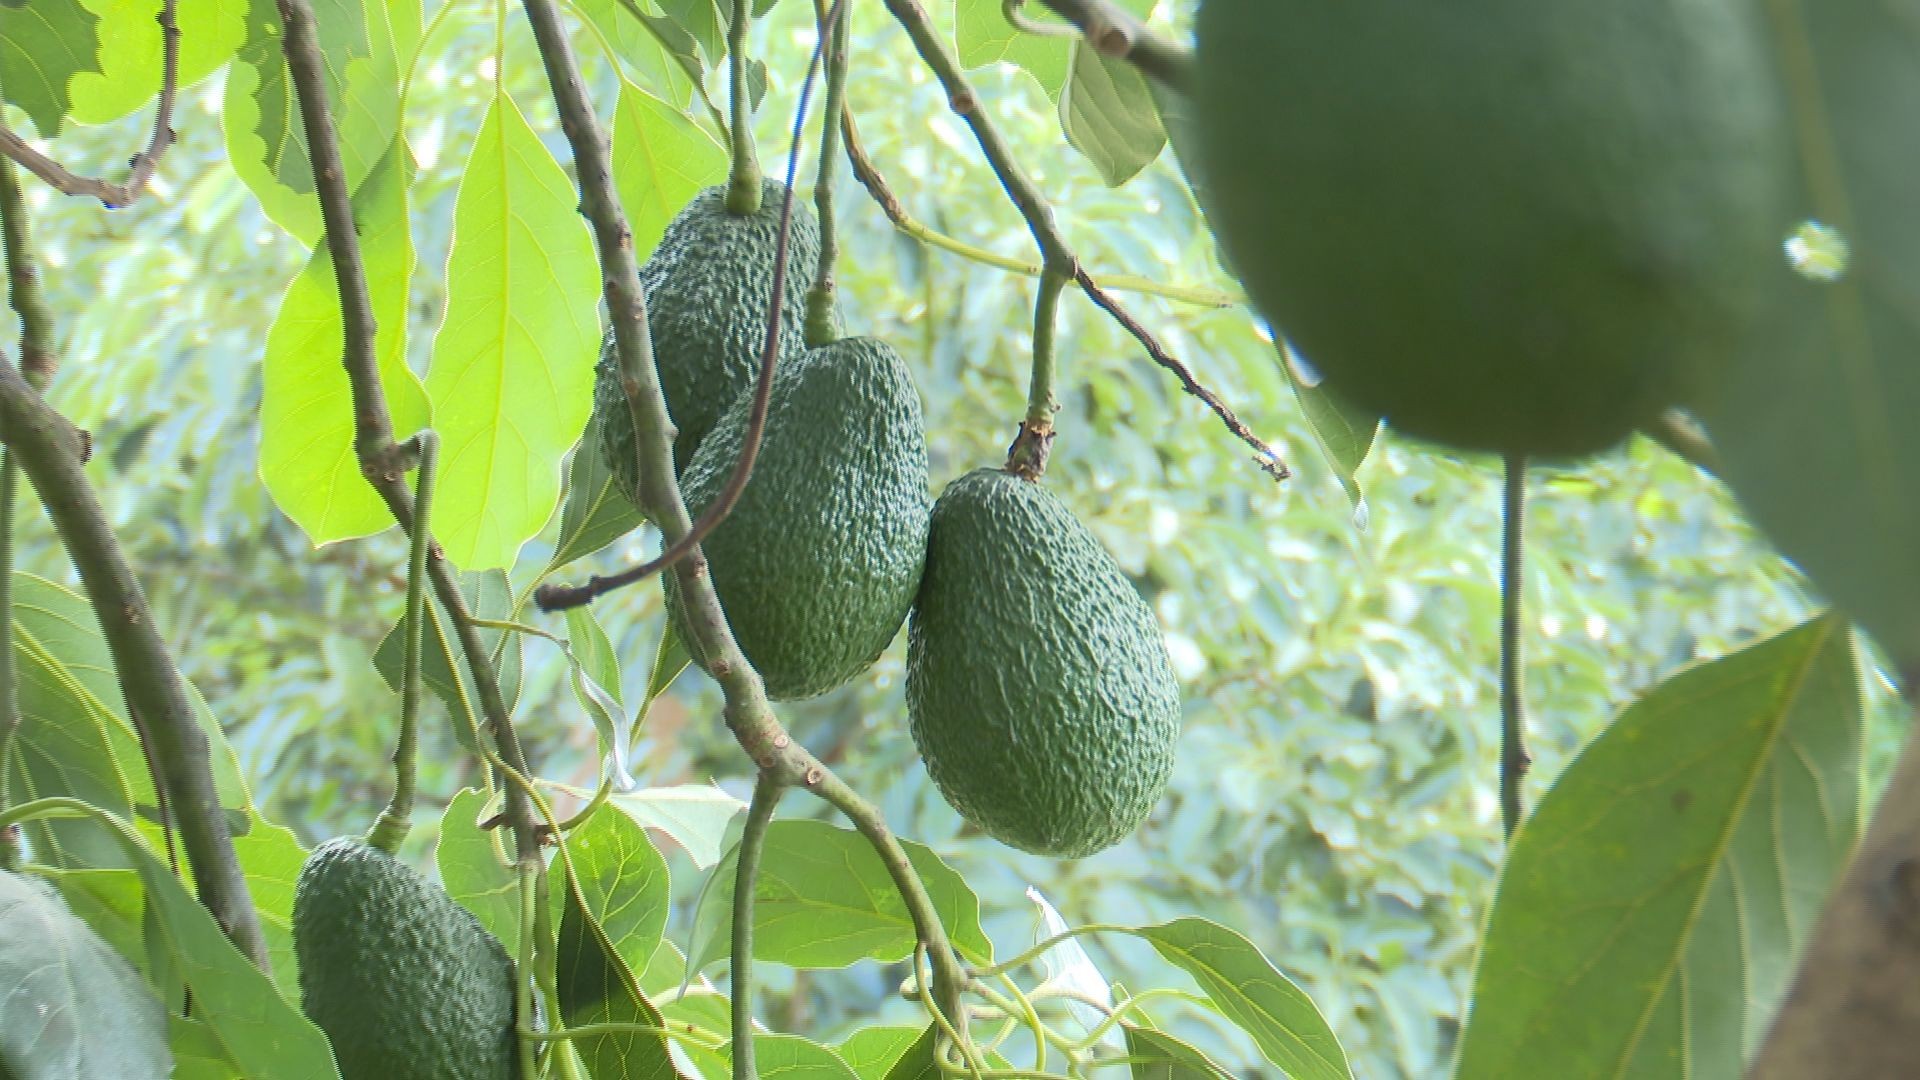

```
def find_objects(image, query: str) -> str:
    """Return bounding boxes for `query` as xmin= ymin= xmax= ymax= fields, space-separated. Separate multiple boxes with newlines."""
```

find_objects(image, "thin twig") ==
xmin=0 ymin=355 xmax=269 ymax=967
xmin=1076 ymin=269 xmax=1288 ymax=480
xmin=805 ymin=0 xmax=851 ymax=347
xmin=1026 ymin=0 xmax=1193 ymax=93
xmin=839 ymin=113 xmax=1233 ymax=308
xmin=1007 ymin=269 xmax=1067 ymax=479
xmin=535 ymin=18 xmax=834 ymax=614
xmin=0 ymin=0 xmax=180 ymax=207
xmin=0 ymin=152 xmax=44 ymax=869
xmin=271 ymin=0 xmax=543 ymax=860
xmin=1499 ymin=454 xmax=1529 ymax=839
xmin=731 ymin=774 xmax=782 ymax=1080
xmin=368 ymin=432 xmax=436 ymax=855
xmin=877 ymin=0 xmax=1286 ymax=480
xmin=515 ymin=0 xmax=975 ymax=1050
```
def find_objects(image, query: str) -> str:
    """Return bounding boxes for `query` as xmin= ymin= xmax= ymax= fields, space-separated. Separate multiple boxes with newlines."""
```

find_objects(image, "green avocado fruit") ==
xmin=906 ymin=468 xmax=1182 ymax=859
xmin=293 ymin=838 xmax=519 ymax=1080
xmin=1192 ymin=0 xmax=1794 ymax=457
xmin=666 ymin=334 xmax=931 ymax=701
xmin=595 ymin=178 xmax=821 ymax=502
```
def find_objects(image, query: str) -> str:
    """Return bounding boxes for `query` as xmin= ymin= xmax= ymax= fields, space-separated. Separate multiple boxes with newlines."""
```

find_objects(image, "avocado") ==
xmin=666 ymin=335 xmax=930 ymax=701
xmin=595 ymin=178 xmax=820 ymax=504
xmin=1191 ymin=0 xmax=1793 ymax=457
xmin=293 ymin=838 xmax=518 ymax=1080
xmin=906 ymin=468 xmax=1181 ymax=858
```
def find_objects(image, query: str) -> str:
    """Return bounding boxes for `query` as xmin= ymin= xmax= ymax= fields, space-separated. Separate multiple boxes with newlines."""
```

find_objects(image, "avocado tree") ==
xmin=0 ymin=1 xmax=1913 ymax=1078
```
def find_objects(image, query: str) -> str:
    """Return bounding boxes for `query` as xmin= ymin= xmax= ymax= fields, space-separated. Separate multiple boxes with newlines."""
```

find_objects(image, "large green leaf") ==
xmin=1127 ymin=918 xmax=1349 ymax=1080
xmin=556 ymin=862 xmax=677 ymax=1080
xmin=259 ymin=141 xmax=430 ymax=545
xmin=655 ymin=0 xmax=725 ymax=66
xmin=953 ymin=0 xmax=1069 ymax=98
xmin=612 ymin=79 xmax=729 ymax=263
xmin=68 ymin=0 xmax=247 ymax=126
xmin=836 ymin=1026 xmax=924 ymax=1080
xmin=687 ymin=819 xmax=992 ymax=973
xmin=1455 ymin=616 xmax=1861 ymax=1077
xmin=4 ymin=574 xmax=139 ymax=868
xmin=225 ymin=0 xmax=391 ymax=244
xmin=167 ymin=1016 xmax=242 ymax=1080
xmin=565 ymin=803 xmax=671 ymax=980
xmin=877 ymin=1024 xmax=1011 ymax=1080
xmin=232 ymin=813 xmax=309 ymax=1002
xmin=372 ymin=569 xmax=522 ymax=747
xmin=742 ymin=1034 xmax=861 ymax=1080
xmin=548 ymin=410 xmax=647 ymax=575
xmin=424 ymin=92 xmax=601 ymax=569
xmin=0 ymin=870 xmax=171 ymax=1079
xmin=570 ymin=0 xmax=698 ymax=109
xmin=0 ymin=0 xmax=98 ymax=135
xmin=1694 ymin=7 xmax=1920 ymax=669
xmin=436 ymin=787 xmax=521 ymax=956
xmin=1058 ymin=41 xmax=1165 ymax=187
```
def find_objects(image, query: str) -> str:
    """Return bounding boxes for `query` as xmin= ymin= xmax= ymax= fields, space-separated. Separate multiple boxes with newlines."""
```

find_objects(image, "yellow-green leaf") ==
xmin=425 ymin=92 xmax=601 ymax=569
xmin=612 ymin=78 xmax=728 ymax=262
xmin=68 ymin=0 xmax=247 ymax=126
xmin=259 ymin=141 xmax=428 ymax=544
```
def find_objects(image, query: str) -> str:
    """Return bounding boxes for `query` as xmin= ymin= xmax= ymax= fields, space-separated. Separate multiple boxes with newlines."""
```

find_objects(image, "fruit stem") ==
xmin=369 ymin=432 xmax=436 ymax=855
xmin=731 ymin=772 xmax=784 ymax=1080
xmin=1499 ymin=453 xmax=1530 ymax=840
xmin=805 ymin=0 xmax=852 ymax=348
xmin=1008 ymin=268 xmax=1068 ymax=479
xmin=725 ymin=0 xmax=764 ymax=215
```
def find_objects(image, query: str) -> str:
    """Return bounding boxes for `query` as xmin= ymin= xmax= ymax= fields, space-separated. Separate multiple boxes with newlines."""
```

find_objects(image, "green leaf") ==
xmin=835 ymin=1026 xmax=924 ymax=1080
xmin=745 ymin=1034 xmax=861 ymax=1080
xmin=656 ymin=0 xmax=725 ymax=66
xmin=0 ymin=870 xmax=171 ymax=1079
xmin=5 ymin=573 xmax=140 ymax=868
xmin=436 ymin=787 xmax=521 ymax=957
xmin=225 ymin=0 xmax=391 ymax=244
xmin=563 ymin=607 xmax=630 ymax=782
xmin=878 ymin=1025 xmax=1012 ymax=1080
xmin=41 ymin=867 xmax=146 ymax=979
xmin=1058 ymin=41 xmax=1165 ymax=187
xmin=549 ymin=409 xmax=647 ymax=574
xmin=232 ymin=814 xmax=309 ymax=1002
xmin=638 ymin=938 xmax=686 ymax=997
xmin=425 ymin=92 xmax=602 ymax=569
xmin=660 ymin=990 xmax=732 ymax=1079
xmin=1123 ymin=1025 xmax=1235 ymax=1080
xmin=613 ymin=79 xmax=730 ymax=268
xmin=259 ymin=141 xmax=429 ymax=545
xmin=1694 ymin=6 xmax=1920 ymax=669
xmin=569 ymin=0 xmax=698 ymax=109
xmin=687 ymin=818 xmax=992 ymax=973
xmin=68 ymin=0 xmax=248 ymax=126
xmin=1277 ymin=342 xmax=1379 ymax=516
xmin=556 ymin=861 xmax=678 ymax=1080
xmin=372 ymin=569 xmax=521 ymax=748
xmin=635 ymin=617 xmax=691 ymax=732
xmin=565 ymin=802 xmax=671 ymax=979
xmin=953 ymin=0 xmax=1068 ymax=99
xmin=612 ymin=783 xmax=743 ymax=869
xmin=1127 ymin=918 xmax=1350 ymax=1080
xmin=0 ymin=0 xmax=99 ymax=135
xmin=167 ymin=1015 xmax=243 ymax=1080
xmin=1456 ymin=616 xmax=1861 ymax=1077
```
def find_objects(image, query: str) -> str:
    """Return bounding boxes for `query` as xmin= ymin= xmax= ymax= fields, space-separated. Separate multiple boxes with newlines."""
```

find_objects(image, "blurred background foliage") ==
xmin=5 ymin=1 xmax=1906 ymax=1076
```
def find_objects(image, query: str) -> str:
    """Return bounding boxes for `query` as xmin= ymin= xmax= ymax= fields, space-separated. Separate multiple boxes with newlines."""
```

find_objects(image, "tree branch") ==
xmin=270 ymin=0 xmax=543 ymax=860
xmin=1024 ymin=0 xmax=1192 ymax=93
xmin=730 ymin=774 xmax=782 ymax=1080
xmin=0 ymin=354 xmax=269 ymax=967
xmin=515 ymin=0 xmax=974 ymax=1043
xmin=1752 ymin=695 xmax=1920 ymax=1079
xmin=877 ymin=0 xmax=1285 ymax=480
xmin=1498 ymin=454 xmax=1528 ymax=839
xmin=0 ymin=0 xmax=180 ymax=208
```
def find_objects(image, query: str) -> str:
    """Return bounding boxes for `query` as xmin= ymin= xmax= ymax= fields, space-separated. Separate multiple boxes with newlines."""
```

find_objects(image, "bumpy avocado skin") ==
xmin=666 ymin=335 xmax=930 ymax=701
xmin=595 ymin=178 xmax=821 ymax=502
xmin=293 ymin=838 xmax=518 ymax=1080
xmin=906 ymin=468 xmax=1182 ymax=859
xmin=1192 ymin=0 xmax=1793 ymax=457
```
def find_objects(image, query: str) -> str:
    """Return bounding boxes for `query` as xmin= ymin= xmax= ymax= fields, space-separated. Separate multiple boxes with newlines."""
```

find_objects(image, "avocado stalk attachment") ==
xmin=367 ymin=432 xmax=436 ymax=856
xmin=1008 ymin=269 xmax=1068 ymax=480
xmin=1498 ymin=454 xmax=1530 ymax=839
xmin=805 ymin=0 xmax=852 ymax=348
xmin=724 ymin=0 xmax=763 ymax=215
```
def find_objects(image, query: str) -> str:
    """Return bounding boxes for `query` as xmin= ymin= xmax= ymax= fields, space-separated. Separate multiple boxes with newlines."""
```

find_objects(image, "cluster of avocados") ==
xmin=1190 ymin=0 xmax=1797 ymax=459
xmin=598 ymin=180 xmax=1183 ymax=858
xmin=292 ymin=173 xmax=1186 ymax=1074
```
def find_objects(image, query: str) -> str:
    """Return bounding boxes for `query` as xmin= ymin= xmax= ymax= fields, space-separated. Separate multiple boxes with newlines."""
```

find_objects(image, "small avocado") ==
xmin=666 ymin=335 xmax=931 ymax=701
xmin=594 ymin=179 xmax=820 ymax=506
xmin=292 ymin=838 xmax=518 ymax=1080
xmin=906 ymin=468 xmax=1182 ymax=859
xmin=1191 ymin=0 xmax=1794 ymax=457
